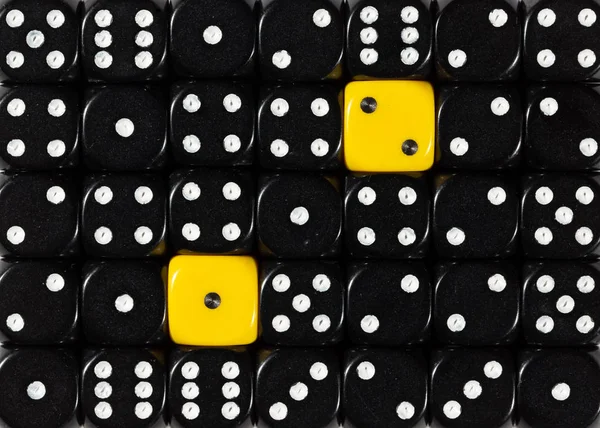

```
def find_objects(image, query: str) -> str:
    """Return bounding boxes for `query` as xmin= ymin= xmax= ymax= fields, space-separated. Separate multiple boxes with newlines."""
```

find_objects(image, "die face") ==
xmin=433 ymin=174 xmax=519 ymax=258
xmin=347 ymin=262 xmax=431 ymax=346
xmin=82 ymin=174 xmax=167 ymax=258
xmin=170 ymin=0 xmax=257 ymax=78
xmin=0 ymin=348 xmax=79 ymax=428
xmin=526 ymin=85 xmax=600 ymax=170
xmin=434 ymin=262 xmax=520 ymax=346
xmin=521 ymin=174 xmax=600 ymax=258
xmin=170 ymin=82 xmax=255 ymax=167
xmin=258 ymin=85 xmax=342 ymax=171
xmin=431 ymin=348 xmax=516 ymax=428
xmin=343 ymin=348 xmax=428 ymax=428
xmin=523 ymin=0 xmax=600 ymax=81
xmin=344 ymin=81 xmax=435 ymax=172
xmin=0 ymin=0 xmax=79 ymax=82
xmin=257 ymin=174 xmax=342 ymax=258
xmin=0 ymin=85 xmax=79 ymax=170
xmin=82 ymin=348 xmax=166 ymax=428
xmin=81 ymin=0 xmax=168 ymax=82
xmin=346 ymin=0 xmax=433 ymax=79
xmin=518 ymin=349 xmax=600 ymax=428
xmin=522 ymin=262 xmax=600 ymax=346
xmin=345 ymin=174 xmax=431 ymax=258
xmin=169 ymin=169 xmax=255 ymax=254
xmin=256 ymin=348 xmax=341 ymax=428
xmin=168 ymin=255 xmax=258 ymax=346
xmin=0 ymin=174 xmax=79 ymax=257
xmin=435 ymin=0 xmax=521 ymax=81
xmin=168 ymin=348 xmax=254 ymax=428
xmin=260 ymin=261 xmax=344 ymax=346
xmin=258 ymin=0 xmax=344 ymax=81
xmin=437 ymin=85 xmax=522 ymax=170
xmin=82 ymin=261 xmax=167 ymax=346
xmin=83 ymin=86 xmax=167 ymax=171
xmin=0 ymin=261 xmax=78 ymax=344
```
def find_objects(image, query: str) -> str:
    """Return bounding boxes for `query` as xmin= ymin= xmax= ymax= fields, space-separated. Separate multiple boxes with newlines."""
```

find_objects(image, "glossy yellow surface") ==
xmin=168 ymin=255 xmax=258 ymax=346
xmin=344 ymin=80 xmax=435 ymax=172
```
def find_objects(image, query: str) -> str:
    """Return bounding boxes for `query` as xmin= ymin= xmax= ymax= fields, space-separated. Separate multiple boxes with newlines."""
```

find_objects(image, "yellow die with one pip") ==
xmin=344 ymin=80 xmax=435 ymax=172
xmin=168 ymin=255 xmax=258 ymax=346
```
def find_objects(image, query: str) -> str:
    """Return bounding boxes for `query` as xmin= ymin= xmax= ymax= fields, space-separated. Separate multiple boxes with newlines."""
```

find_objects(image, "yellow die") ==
xmin=168 ymin=255 xmax=258 ymax=346
xmin=344 ymin=81 xmax=435 ymax=172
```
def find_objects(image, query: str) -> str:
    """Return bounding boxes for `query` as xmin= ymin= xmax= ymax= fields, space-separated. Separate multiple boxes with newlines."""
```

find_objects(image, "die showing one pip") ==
xmin=344 ymin=80 xmax=435 ymax=172
xmin=170 ymin=81 xmax=255 ymax=167
xmin=168 ymin=347 xmax=254 ymax=428
xmin=256 ymin=348 xmax=341 ymax=428
xmin=518 ymin=349 xmax=600 ymax=428
xmin=436 ymin=85 xmax=522 ymax=169
xmin=258 ymin=0 xmax=344 ymax=81
xmin=0 ymin=85 xmax=79 ymax=170
xmin=82 ymin=174 xmax=167 ymax=258
xmin=523 ymin=0 xmax=600 ymax=81
xmin=0 ymin=173 xmax=79 ymax=257
xmin=522 ymin=261 xmax=600 ymax=345
xmin=260 ymin=261 xmax=344 ymax=346
xmin=0 ymin=0 xmax=80 ymax=82
xmin=170 ymin=0 xmax=257 ymax=78
xmin=526 ymin=84 xmax=600 ymax=170
xmin=0 ymin=347 xmax=79 ymax=428
xmin=521 ymin=174 xmax=600 ymax=258
xmin=0 ymin=261 xmax=78 ymax=344
xmin=258 ymin=84 xmax=342 ymax=171
xmin=168 ymin=255 xmax=258 ymax=346
xmin=345 ymin=0 xmax=433 ymax=79
xmin=343 ymin=348 xmax=428 ymax=428
xmin=433 ymin=174 xmax=519 ymax=258
xmin=82 ymin=260 xmax=167 ymax=345
xmin=81 ymin=0 xmax=168 ymax=82
xmin=82 ymin=348 xmax=166 ymax=428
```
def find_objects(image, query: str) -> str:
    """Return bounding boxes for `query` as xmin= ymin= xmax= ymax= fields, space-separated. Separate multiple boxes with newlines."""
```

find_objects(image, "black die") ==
xmin=260 ymin=261 xmax=344 ymax=346
xmin=0 ymin=85 xmax=79 ymax=170
xmin=526 ymin=84 xmax=600 ymax=170
xmin=81 ymin=0 xmax=168 ymax=82
xmin=258 ymin=85 xmax=342 ymax=171
xmin=170 ymin=81 xmax=255 ymax=167
xmin=345 ymin=174 xmax=430 ymax=258
xmin=258 ymin=0 xmax=344 ymax=81
xmin=523 ymin=0 xmax=600 ymax=81
xmin=435 ymin=0 xmax=521 ymax=81
xmin=170 ymin=0 xmax=257 ymax=78
xmin=523 ymin=261 xmax=600 ymax=345
xmin=0 ymin=348 xmax=79 ymax=428
xmin=437 ymin=85 xmax=522 ymax=169
xmin=433 ymin=174 xmax=519 ymax=258
xmin=521 ymin=174 xmax=600 ymax=258
xmin=343 ymin=348 xmax=428 ymax=428
xmin=168 ymin=348 xmax=253 ymax=428
xmin=257 ymin=174 xmax=342 ymax=258
xmin=345 ymin=0 xmax=433 ymax=79
xmin=169 ymin=169 xmax=255 ymax=254
xmin=83 ymin=86 xmax=167 ymax=171
xmin=82 ymin=348 xmax=166 ymax=428
xmin=256 ymin=348 xmax=341 ymax=428
xmin=431 ymin=348 xmax=516 ymax=428
xmin=82 ymin=260 xmax=167 ymax=346
xmin=82 ymin=174 xmax=167 ymax=258
xmin=0 ymin=0 xmax=79 ymax=82
xmin=0 ymin=261 xmax=78 ymax=344
xmin=0 ymin=173 xmax=79 ymax=257
xmin=347 ymin=262 xmax=431 ymax=346
xmin=434 ymin=261 xmax=520 ymax=346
